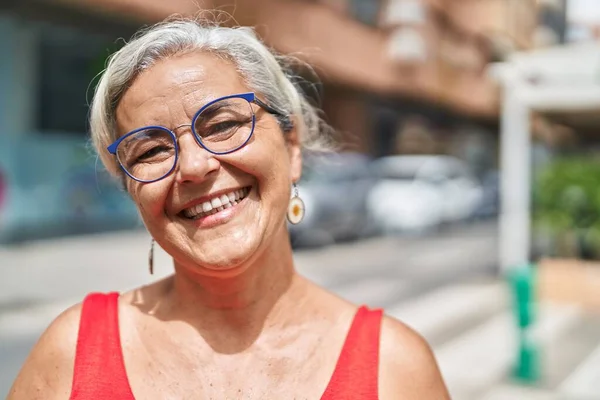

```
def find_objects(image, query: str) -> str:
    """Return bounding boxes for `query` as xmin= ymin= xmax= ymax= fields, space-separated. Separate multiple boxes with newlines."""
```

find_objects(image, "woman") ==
xmin=8 ymin=18 xmax=450 ymax=399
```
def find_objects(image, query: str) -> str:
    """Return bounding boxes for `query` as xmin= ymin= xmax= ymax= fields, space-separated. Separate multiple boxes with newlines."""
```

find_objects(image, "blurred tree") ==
xmin=533 ymin=156 xmax=600 ymax=260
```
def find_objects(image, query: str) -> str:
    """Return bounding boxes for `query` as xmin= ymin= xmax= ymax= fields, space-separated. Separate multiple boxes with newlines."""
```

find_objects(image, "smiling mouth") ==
xmin=180 ymin=187 xmax=251 ymax=220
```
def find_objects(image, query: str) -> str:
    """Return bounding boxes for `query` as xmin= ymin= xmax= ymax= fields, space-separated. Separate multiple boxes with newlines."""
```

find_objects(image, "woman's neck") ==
xmin=163 ymin=229 xmax=307 ymax=348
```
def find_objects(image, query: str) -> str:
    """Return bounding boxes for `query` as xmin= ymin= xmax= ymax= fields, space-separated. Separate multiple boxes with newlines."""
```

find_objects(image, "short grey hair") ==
xmin=89 ymin=17 xmax=333 ymax=177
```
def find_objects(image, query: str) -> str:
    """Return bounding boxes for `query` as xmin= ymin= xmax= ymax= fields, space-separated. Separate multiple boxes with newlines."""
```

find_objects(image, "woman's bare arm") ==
xmin=379 ymin=316 xmax=452 ymax=400
xmin=7 ymin=304 xmax=81 ymax=400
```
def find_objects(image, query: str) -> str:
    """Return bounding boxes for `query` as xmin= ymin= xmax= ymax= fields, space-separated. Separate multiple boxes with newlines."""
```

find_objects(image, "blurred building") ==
xmin=0 ymin=0 xmax=543 ymax=242
xmin=527 ymin=0 xmax=600 ymax=148
xmin=491 ymin=0 xmax=600 ymax=271
xmin=566 ymin=0 xmax=600 ymax=42
xmin=535 ymin=0 xmax=568 ymax=46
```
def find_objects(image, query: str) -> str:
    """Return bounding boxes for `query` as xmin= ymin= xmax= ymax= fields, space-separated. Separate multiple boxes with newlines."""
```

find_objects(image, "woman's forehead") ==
xmin=116 ymin=53 xmax=247 ymax=127
xmin=126 ymin=53 xmax=244 ymax=104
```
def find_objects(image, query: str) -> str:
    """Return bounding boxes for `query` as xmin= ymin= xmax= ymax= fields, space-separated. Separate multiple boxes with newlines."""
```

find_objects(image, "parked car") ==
xmin=472 ymin=170 xmax=500 ymax=220
xmin=367 ymin=155 xmax=484 ymax=234
xmin=289 ymin=152 xmax=378 ymax=248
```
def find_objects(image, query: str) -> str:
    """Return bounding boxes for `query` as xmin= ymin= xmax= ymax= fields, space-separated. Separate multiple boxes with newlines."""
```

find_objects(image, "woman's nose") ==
xmin=174 ymin=133 xmax=219 ymax=184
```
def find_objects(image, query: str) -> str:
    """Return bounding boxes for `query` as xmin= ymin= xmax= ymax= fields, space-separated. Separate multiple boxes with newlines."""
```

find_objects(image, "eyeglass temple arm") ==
xmin=253 ymin=98 xmax=294 ymax=132
xmin=253 ymin=98 xmax=284 ymax=117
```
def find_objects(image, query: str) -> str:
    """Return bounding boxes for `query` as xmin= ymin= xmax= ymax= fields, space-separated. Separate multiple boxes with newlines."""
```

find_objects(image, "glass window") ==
xmin=383 ymin=0 xmax=426 ymax=25
xmin=348 ymin=0 xmax=383 ymax=26
xmin=37 ymin=22 xmax=121 ymax=134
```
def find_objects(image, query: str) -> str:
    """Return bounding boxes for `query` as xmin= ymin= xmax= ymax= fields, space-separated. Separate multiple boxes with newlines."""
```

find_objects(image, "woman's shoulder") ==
xmin=308 ymin=283 xmax=450 ymax=399
xmin=6 ymin=285 xmax=152 ymax=400
xmin=7 ymin=301 xmax=83 ymax=399
xmin=378 ymin=314 xmax=451 ymax=400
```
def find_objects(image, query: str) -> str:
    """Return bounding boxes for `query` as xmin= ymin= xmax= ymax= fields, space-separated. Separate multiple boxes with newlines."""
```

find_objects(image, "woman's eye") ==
xmin=204 ymin=120 xmax=243 ymax=136
xmin=136 ymin=146 xmax=171 ymax=162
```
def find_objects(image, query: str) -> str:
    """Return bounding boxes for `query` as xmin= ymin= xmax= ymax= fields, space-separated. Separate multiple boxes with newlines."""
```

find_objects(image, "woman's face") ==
xmin=115 ymin=52 xmax=302 ymax=276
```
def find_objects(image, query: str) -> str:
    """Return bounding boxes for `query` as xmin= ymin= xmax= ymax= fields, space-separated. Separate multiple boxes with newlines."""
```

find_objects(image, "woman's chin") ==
xmin=184 ymin=241 xmax=260 ymax=277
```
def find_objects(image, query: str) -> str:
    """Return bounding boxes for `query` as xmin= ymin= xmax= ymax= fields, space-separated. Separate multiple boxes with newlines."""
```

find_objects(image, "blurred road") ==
xmin=1 ymin=221 xmax=599 ymax=399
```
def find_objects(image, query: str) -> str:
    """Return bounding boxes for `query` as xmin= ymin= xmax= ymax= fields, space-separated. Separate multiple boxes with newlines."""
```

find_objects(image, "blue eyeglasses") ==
xmin=107 ymin=92 xmax=288 ymax=183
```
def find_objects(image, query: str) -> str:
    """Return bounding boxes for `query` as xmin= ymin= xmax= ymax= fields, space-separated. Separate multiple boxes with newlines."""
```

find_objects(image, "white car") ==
xmin=367 ymin=155 xmax=484 ymax=234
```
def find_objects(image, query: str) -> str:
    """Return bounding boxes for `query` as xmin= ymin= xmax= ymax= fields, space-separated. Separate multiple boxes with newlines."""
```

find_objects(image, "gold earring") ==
xmin=286 ymin=183 xmax=305 ymax=225
xmin=148 ymin=238 xmax=155 ymax=275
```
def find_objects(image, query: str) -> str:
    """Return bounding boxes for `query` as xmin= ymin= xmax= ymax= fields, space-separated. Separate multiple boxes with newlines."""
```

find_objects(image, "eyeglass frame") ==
xmin=107 ymin=92 xmax=290 ymax=183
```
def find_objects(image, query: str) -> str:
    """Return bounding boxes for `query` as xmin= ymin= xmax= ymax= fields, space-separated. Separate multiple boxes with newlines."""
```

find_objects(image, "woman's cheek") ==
xmin=129 ymin=180 xmax=172 ymax=219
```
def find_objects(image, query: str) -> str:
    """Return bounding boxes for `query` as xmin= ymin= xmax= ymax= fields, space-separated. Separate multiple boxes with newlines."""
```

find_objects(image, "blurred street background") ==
xmin=2 ymin=0 xmax=600 ymax=399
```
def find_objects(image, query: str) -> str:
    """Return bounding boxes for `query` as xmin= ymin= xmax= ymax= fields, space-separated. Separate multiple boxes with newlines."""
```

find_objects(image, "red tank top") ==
xmin=70 ymin=293 xmax=382 ymax=399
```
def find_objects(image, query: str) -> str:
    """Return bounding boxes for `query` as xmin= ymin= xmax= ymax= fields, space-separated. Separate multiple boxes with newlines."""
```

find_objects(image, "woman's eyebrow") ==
xmin=166 ymin=99 xmax=237 ymax=132
xmin=196 ymin=100 xmax=235 ymax=119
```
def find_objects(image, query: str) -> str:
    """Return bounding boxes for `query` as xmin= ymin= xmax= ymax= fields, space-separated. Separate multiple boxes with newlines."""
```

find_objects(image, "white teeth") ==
xmin=182 ymin=187 xmax=250 ymax=219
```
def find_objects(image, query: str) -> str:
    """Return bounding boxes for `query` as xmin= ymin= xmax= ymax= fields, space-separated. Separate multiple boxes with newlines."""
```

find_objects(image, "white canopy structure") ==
xmin=490 ymin=42 xmax=600 ymax=273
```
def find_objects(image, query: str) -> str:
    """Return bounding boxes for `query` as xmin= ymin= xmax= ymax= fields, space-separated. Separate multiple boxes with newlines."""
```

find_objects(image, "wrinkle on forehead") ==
xmin=115 ymin=53 xmax=247 ymax=136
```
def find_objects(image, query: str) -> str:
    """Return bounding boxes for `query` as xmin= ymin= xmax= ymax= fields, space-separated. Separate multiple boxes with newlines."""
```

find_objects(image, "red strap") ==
xmin=321 ymin=306 xmax=383 ymax=399
xmin=70 ymin=292 xmax=134 ymax=399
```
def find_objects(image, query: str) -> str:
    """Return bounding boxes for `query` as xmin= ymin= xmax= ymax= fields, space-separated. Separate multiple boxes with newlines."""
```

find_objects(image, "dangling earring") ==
xmin=286 ymin=183 xmax=305 ymax=225
xmin=148 ymin=238 xmax=155 ymax=275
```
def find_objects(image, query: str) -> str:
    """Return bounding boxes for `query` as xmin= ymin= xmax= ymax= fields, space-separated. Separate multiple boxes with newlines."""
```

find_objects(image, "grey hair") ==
xmin=89 ymin=16 xmax=334 ymax=177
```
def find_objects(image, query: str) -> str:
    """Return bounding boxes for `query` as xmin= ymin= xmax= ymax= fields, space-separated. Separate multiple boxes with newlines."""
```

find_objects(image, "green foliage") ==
xmin=533 ymin=157 xmax=600 ymax=229
xmin=533 ymin=156 xmax=600 ymax=258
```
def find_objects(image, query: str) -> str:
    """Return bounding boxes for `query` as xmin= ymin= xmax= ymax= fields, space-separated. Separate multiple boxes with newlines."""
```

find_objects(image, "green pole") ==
xmin=508 ymin=263 xmax=540 ymax=383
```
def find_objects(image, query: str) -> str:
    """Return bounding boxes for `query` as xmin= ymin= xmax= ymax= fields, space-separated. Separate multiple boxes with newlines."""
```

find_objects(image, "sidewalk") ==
xmin=0 ymin=229 xmax=160 ymax=308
